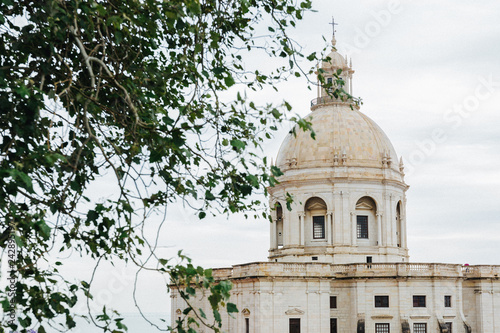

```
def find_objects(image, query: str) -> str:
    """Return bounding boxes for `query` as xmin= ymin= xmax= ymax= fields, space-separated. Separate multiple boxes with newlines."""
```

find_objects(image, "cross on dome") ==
xmin=329 ymin=17 xmax=338 ymax=47
xmin=329 ymin=17 xmax=338 ymax=36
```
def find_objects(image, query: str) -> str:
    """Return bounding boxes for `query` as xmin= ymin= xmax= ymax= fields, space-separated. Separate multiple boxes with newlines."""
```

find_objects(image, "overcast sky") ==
xmin=38 ymin=1 xmax=500 ymax=331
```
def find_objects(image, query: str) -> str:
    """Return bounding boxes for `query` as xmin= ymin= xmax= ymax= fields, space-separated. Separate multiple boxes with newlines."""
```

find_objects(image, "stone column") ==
xmin=402 ymin=198 xmax=408 ymax=249
xmin=376 ymin=213 xmax=382 ymax=246
xmin=333 ymin=191 xmax=342 ymax=244
xmin=286 ymin=206 xmax=298 ymax=246
xmin=270 ymin=218 xmax=277 ymax=250
xmin=342 ymin=191 xmax=351 ymax=245
xmin=384 ymin=193 xmax=393 ymax=247
xmin=327 ymin=211 xmax=333 ymax=245
xmin=298 ymin=211 xmax=305 ymax=246
xmin=351 ymin=211 xmax=356 ymax=245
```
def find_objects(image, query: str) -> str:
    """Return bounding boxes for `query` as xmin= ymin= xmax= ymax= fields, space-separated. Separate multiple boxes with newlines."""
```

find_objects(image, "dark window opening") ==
xmin=327 ymin=78 xmax=333 ymax=93
xmin=445 ymin=322 xmax=452 ymax=333
xmin=375 ymin=323 xmax=390 ymax=333
xmin=357 ymin=215 xmax=368 ymax=238
xmin=289 ymin=318 xmax=301 ymax=333
xmin=413 ymin=323 xmax=427 ymax=333
xmin=366 ymin=256 xmax=373 ymax=268
xmin=245 ymin=318 xmax=249 ymax=333
xmin=313 ymin=216 xmax=325 ymax=239
xmin=330 ymin=318 xmax=337 ymax=333
xmin=445 ymin=295 xmax=451 ymax=307
xmin=375 ymin=296 xmax=389 ymax=308
xmin=413 ymin=295 xmax=426 ymax=307
xmin=312 ymin=256 xmax=318 ymax=261
xmin=330 ymin=296 xmax=337 ymax=309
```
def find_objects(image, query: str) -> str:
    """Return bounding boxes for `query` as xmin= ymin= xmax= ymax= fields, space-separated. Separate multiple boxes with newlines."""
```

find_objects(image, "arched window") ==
xmin=305 ymin=197 xmax=327 ymax=242
xmin=275 ymin=203 xmax=284 ymax=247
xmin=355 ymin=196 xmax=378 ymax=246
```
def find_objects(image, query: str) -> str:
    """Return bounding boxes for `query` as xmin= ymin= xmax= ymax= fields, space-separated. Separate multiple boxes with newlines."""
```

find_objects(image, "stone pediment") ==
xmin=305 ymin=197 xmax=327 ymax=210
xmin=356 ymin=201 xmax=373 ymax=210
xmin=308 ymin=202 xmax=327 ymax=210
xmin=242 ymin=308 xmax=251 ymax=316
xmin=285 ymin=308 xmax=305 ymax=316
xmin=176 ymin=309 xmax=182 ymax=315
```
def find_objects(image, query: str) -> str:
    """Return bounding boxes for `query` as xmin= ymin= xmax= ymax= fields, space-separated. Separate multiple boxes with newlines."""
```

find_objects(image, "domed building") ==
xmin=171 ymin=32 xmax=500 ymax=333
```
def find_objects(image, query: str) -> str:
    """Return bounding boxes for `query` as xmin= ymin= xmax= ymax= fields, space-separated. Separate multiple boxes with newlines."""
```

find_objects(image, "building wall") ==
xmin=171 ymin=263 xmax=500 ymax=332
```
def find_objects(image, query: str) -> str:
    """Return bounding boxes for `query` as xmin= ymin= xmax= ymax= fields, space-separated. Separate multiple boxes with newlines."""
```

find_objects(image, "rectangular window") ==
xmin=330 ymin=296 xmax=337 ymax=309
xmin=313 ymin=216 xmax=325 ymax=239
xmin=413 ymin=323 xmax=427 ymax=333
xmin=375 ymin=323 xmax=390 ymax=333
xmin=444 ymin=295 xmax=452 ymax=307
xmin=375 ymin=296 xmax=389 ymax=308
xmin=330 ymin=318 xmax=337 ymax=333
xmin=357 ymin=215 xmax=368 ymax=238
xmin=445 ymin=322 xmax=452 ymax=333
xmin=413 ymin=295 xmax=426 ymax=307
xmin=289 ymin=318 xmax=301 ymax=333
xmin=245 ymin=318 xmax=249 ymax=333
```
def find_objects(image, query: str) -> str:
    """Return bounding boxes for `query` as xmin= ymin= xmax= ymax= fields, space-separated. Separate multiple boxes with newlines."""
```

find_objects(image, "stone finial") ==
xmin=341 ymin=148 xmax=348 ymax=165
xmin=399 ymin=156 xmax=405 ymax=173
xmin=333 ymin=148 xmax=339 ymax=166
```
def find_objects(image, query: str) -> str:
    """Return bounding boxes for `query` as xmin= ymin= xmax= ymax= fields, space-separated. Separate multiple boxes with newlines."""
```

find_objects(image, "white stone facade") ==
xmin=170 ymin=34 xmax=500 ymax=333
xmin=171 ymin=263 xmax=500 ymax=332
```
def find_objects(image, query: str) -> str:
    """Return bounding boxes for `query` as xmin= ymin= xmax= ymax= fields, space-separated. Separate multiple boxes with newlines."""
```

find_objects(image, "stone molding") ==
xmin=285 ymin=308 xmax=305 ymax=316
xmin=371 ymin=315 xmax=393 ymax=319
xmin=210 ymin=262 xmax=500 ymax=280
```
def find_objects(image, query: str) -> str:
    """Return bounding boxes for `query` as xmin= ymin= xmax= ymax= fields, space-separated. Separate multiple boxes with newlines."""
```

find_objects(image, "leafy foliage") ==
xmin=0 ymin=0 xmax=328 ymax=331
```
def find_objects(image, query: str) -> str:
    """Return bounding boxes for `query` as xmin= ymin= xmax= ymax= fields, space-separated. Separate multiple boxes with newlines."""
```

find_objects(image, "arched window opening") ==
xmin=305 ymin=197 xmax=327 ymax=243
xmin=396 ymin=201 xmax=402 ymax=248
xmin=275 ymin=202 xmax=284 ymax=248
xmin=355 ymin=196 xmax=378 ymax=246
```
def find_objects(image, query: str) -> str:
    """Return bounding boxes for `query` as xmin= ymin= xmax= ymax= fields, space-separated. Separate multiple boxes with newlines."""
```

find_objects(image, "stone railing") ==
xmin=211 ymin=262 xmax=500 ymax=280
xmin=310 ymin=96 xmax=361 ymax=109
xmin=461 ymin=265 xmax=500 ymax=278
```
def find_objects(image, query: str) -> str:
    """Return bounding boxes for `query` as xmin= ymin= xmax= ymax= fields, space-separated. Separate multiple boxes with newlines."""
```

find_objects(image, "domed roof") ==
xmin=321 ymin=36 xmax=349 ymax=69
xmin=322 ymin=50 xmax=348 ymax=69
xmin=276 ymin=104 xmax=403 ymax=182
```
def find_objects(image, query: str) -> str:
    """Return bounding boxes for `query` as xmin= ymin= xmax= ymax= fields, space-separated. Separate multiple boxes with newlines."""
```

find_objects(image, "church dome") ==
xmin=274 ymin=32 xmax=404 ymax=184
xmin=322 ymin=50 xmax=348 ymax=69
xmin=321 ymin=37 xmax=349 ymax=69
xmin=275 ymin=105 xmax=403 ymax=183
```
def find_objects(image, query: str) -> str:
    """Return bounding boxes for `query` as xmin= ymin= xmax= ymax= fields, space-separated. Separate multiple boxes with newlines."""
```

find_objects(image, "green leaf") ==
xmin=8 ymin=169 xmax=34 ymax=193
xmin=230 ymin=139 xmax=246 ymax=151
xmin=227 ymin=302 xmax=238 ymax=313
xmin=205 ymin=191 xmax=215 ymax=201
xmin=224 ymin=75 xmax=235 ymax=87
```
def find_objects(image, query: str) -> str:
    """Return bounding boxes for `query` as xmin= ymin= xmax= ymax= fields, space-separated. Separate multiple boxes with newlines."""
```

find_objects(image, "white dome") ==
xmin=276 ymin=104 xmax=403 ymax=183
xmin=322 ymin=50 xmax=348 ymax=69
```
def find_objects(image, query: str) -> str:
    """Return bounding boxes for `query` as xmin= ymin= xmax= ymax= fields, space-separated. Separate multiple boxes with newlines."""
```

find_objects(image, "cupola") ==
xmin=268 ymin=28 xmax=409 ymax=265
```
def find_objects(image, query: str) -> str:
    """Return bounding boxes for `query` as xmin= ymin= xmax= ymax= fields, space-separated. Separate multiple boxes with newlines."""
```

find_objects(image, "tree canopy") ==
xmin=0 ymin=0 xmax=344 ymax=331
